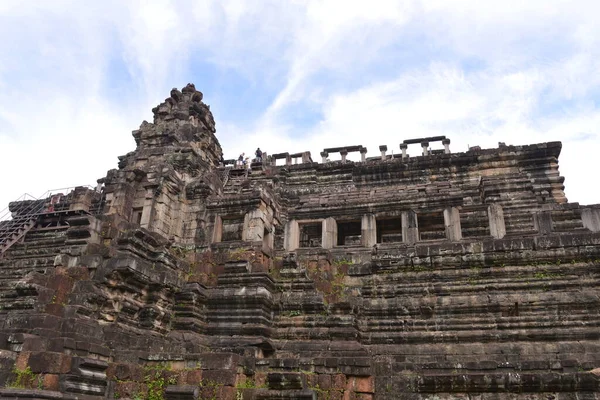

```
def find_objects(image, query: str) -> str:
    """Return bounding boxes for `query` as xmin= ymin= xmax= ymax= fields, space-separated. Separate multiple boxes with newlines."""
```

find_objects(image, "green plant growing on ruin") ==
xmin=7 ymin=367 xmax=41 ymax=389
xmin=142 ymin=364 xmax=177 ymax=400
xmin=228 ymin=248 xmax=249 ymax=261
xmin=282 ymin=310 xmax=302 ymax=317
xmin=235 ymin=377 xmax=259 ymax=389
xmin=199 ymin=379 xmax=223 ymax=400
xmin=332 ymin=257 xmax=352 ymax=267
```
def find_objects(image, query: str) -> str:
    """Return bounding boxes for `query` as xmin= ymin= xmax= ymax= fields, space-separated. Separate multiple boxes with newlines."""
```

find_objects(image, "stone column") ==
xmin=379 ymin=145 xmax=387 ymax=161
xmin=340 ymin=149 xmax=348 ymax=163
xmin=401 ymin=210 xmax=419 ymax=244
xmin=140 ymin=198 xmax=153 ymax=229
xmin=400 ymin=143 xmax=408 ymax=160
xmin=360 ymin=147 xmax=367 ymax=162
xmin=271 ymin=157 xmax=277 ymax=166
xmin=442 ymin=138 xmax=451 ymax=154
xmin=421 ymin=141 xmax=429 ymax=156
xmin=361 ymin=214 xmax=377 ymax=247
xmin=243 ymin=210 xmax=265 ymax=242
xmin=321 ymin=151 xmax=329 ymax=163
xmin=322 ymin=217 xmax=337 ymax=249
xmin=286 ymin=154 xmax=292 ymax=166
xmin=443 ymin=207 xmax=462 ymax=241
xmin=69 ymin=189 xmax=93 ymax=213
xmin=302 ymin=151 xmax=311 ymax=163
xmin=582 ymin=208 xmax=600 ymax=232
xmin=488 ymin=204 xmax=506 ymax=239
xmin=263 ymin=225 xmax=274 ymax=252
xmin=534 ymin=211 xmax=553 ymax=235
xmin=212 ymin=215 xmax=223 ymax=243
xmin=284 ymin=220 xmax=299 ymax=251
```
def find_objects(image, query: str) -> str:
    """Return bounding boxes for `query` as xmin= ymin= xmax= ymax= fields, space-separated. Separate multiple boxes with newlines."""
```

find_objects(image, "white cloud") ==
xmin=1 ymin=0 xmax=600 ymax=217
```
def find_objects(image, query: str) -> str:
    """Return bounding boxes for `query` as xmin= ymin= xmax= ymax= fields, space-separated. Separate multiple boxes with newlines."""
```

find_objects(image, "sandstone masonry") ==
xmin=0 ymin=84 xmax=599 ymax=399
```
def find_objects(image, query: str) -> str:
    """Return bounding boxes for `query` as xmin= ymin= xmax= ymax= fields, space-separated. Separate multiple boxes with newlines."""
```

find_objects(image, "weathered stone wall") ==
xmin=0 ymin=85 xmax=599 ymax=400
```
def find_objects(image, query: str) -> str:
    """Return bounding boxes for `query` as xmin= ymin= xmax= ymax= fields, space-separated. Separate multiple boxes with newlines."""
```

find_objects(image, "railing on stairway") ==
xmin=0 ymin=185 xmax=103 ymax=258
xmin=220 ymin=166 xmax=232 ymax=188
xmin=0 ymin=198 xmax=46 ymax=258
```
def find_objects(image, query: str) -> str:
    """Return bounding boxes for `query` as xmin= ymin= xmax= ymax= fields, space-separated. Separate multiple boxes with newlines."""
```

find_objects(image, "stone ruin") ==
xmin=0 ymin=83 xmax=599 ymax=400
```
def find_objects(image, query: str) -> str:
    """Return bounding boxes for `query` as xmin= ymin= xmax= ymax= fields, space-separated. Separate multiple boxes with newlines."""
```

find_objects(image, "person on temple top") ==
xmin=255 ymin=148 xmax=263 ymax=163
xmin=238 ymin=152 xmax=245 ymax=168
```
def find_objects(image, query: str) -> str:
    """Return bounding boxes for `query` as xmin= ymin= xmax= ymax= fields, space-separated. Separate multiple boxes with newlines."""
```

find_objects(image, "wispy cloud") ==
xmin=1 ymin=0 xmax=599 ymax=212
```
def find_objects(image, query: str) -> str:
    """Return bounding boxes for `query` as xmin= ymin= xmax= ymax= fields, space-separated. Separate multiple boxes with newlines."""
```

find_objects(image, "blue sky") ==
xmin=1 ymin=0 xmax=599 ymax=213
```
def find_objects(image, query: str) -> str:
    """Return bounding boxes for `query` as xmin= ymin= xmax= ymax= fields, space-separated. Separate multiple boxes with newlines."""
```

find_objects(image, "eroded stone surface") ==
xmin=0 ymin=85 xmax=599 ymax=399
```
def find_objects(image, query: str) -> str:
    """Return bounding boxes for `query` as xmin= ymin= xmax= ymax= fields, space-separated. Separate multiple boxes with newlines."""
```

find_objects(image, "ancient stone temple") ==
xmin=1 ymin=83 xmax=599 ymax=400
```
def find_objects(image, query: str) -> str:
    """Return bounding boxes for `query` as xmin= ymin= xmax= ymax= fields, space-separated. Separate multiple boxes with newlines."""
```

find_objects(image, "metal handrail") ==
xmin=0 ymin=185 xmax=97 ymax=222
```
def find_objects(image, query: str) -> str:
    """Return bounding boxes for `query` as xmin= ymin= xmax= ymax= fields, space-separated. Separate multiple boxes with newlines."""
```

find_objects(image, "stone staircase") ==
xmin=0 ymin=200 xmax=46 ymax=258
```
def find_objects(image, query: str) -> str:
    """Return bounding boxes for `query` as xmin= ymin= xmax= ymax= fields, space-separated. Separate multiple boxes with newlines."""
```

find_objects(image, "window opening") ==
xmin=337 ymin=220 xmax=361 ymax=246
xmin=222 ymin=216 xmax=244 ymax=241
xmin=376 ymin=217 xmax=403 ymax=243
xmin=132 ymin=207 xmax=143 ymax=225
xmin=299 ymin=222 xmax=322 ymax=248
xmin=418 ymin=211 xmax=445 ymax=241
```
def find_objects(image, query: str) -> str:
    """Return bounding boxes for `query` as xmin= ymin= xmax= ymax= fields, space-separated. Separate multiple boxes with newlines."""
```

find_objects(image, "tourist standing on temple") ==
xmin=238 ymin=152 xmax=245 ymax=168
xmin=255 ymin=148 xmax=263 ymax=163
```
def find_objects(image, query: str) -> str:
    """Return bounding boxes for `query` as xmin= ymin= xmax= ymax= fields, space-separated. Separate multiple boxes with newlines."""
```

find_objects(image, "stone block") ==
xmin=201 ymin=369 xmax=237 ymax=386
xmin=27 ymin=352 xmax=71 ymax=374
xmin=42 ymin=374 xmax=60 ymax=391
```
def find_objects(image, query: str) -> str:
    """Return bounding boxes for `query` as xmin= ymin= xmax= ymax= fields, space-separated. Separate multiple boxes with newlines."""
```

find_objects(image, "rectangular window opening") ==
xmin=418 ymin=211 xmax=445 ymax=241
xmin=275 ymin=157 xmax=287 ymax=166
xmin=461 ymin=209 xmax=491 ymax=238
xmin=263 ymin=227 xmax=273 ymax=251
xmin=132 ymin=207 xmax=143 ymax=225
xmin=299 ymin=223 xmax=322 ymax=248
xmin=377 ymin=217 xmax=403 ymax=243
xmin=337 ymin=220 xmax=361 ymax=246
xmin=222 ymin=216 xmax=244 ymax=241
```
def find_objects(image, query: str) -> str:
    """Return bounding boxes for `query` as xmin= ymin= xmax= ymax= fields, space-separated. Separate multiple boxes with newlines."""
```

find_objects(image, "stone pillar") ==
xmin=534 ymin=211 xmax=553 ymax=235
xmin=322 ymin=217 xmax=337 ymax=249
xmin=400 ymin=143 xmax=408 ymax=160
xmin=340 ymin=149 xmax=348 ymax=163
xmin=443 ymin=207 xmax=462 ymax=241
xmin=442 ymin=138 xmax=451 ymax=154
xmin=360 ymin=147 xmax=367 ymax=162
xmin=212 ymin=215 xmax=223 ymax=243
xmin=69 ymin=188 xmax=93 ymax=212
xmin=271 ymin=157 xmax=277 ymax=166
xmin=263 ymin=226 xmax=275 ymax=251
xmin=140 ymin=198 xmax=153 ymax=228
xmin=379 ymin=145 xmax=387 ymax=161
xmin=284 ymin=220 xmax=299 ymax=251
xmin=401 ymin=210 xmax=419 ymax=244
xmin=421 ymin=141 xmax=429 ymax=156
xmin=582 ymin=208 xmax=600 ymax=232
xmin=488 ymin=204 xmax=506 ymax=239
xmin=302 ymin=151 xmax=311 ymax=163
xmin=361 ymin=214 xmax=377 ymax=247
xmin=286 ymin=154 xmax=292 ymax=166
xmin=321 ymin=151 xmax=329 ymax=163
xmin=243 ymin=210 xmax=265 ymax=242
